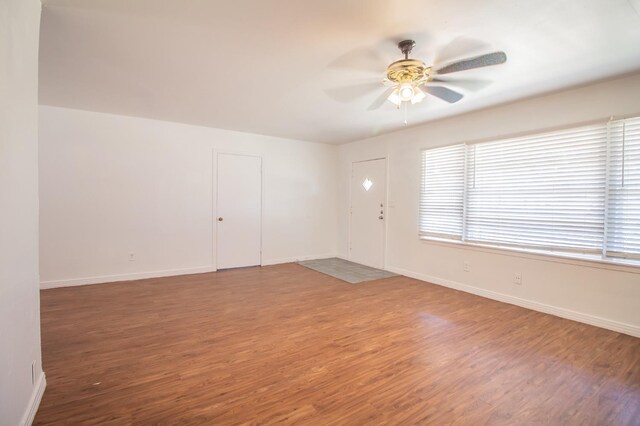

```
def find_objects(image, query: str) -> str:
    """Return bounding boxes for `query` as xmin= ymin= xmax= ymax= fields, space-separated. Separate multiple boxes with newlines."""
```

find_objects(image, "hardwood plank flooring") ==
xmin=35 ymin=264 xmax=640 ymax=425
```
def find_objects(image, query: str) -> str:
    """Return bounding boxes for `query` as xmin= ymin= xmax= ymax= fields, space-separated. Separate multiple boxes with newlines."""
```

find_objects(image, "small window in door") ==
xmin=362 ymin=178 xmax=373 ymax=191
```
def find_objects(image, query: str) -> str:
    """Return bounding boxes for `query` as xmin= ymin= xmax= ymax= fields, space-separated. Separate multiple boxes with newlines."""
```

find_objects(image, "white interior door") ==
xmin=349 ymin=158 xmax=386 ymax=268
xmin=216 ymin=153 xmax=262 ymax=269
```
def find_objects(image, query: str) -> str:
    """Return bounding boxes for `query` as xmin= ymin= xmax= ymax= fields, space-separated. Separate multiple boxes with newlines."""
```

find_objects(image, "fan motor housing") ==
xmin=386 ymin=59 xmax=432 ymax=84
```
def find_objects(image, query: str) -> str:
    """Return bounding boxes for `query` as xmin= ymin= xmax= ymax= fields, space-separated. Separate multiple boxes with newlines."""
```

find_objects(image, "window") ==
xmin=419 ymin=117 xmax=640 ymax=263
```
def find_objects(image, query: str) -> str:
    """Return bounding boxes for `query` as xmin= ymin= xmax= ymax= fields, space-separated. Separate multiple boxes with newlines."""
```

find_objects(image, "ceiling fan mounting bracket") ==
xmin=398 ymin=39 xmax=416 ymax=59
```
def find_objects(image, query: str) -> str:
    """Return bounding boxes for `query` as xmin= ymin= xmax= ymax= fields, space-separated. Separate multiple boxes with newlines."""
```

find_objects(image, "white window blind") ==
xmin=466 ymin=124 xmax=608 ymax=252
xmin=419 ymin=144 xmax=465 ymax=240
xmin=419 ymin=117 xmax=640 ymax=263
xmin=606 ymin=117 xmax=640 ymax=259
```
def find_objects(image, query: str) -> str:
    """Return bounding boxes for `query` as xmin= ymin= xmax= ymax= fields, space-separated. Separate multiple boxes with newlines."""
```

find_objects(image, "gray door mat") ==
xmin=297 ymin=258 xmax=397 ymax=284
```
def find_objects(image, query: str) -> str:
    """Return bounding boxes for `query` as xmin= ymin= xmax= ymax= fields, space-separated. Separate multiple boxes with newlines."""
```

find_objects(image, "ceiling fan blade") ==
xmin=324 ymin=81 xmax=384 ymax=103
xmin=425 ymin=86 xmax=464 ymax=103
xmin=327 ymin=47 xmax=388 ymax=74
xmin=434 ymin=37 xmax=489 ymax=66
xmin=430 ymin=77 xmax=491 ymax=92
xmin=435 ymin=51 xmax=507 ymax=75
xmin=367 ymin=86 xmax=396 ymax=111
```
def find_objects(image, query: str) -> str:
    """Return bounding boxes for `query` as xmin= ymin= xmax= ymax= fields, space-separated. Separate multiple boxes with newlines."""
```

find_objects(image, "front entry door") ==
xmin=216 ymin=153 xmax=262 ymax=269
xmin=349 ymin=158 xmax=386 ymax=268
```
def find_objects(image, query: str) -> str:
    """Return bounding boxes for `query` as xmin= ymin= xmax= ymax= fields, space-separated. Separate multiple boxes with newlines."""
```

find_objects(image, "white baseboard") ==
xmin=40 ymin=266 xmax=217 ymax=289
xmin=40 ymin=255 xmax=339 ymax=289
xmin=20 ymin=372 xmax=46 ymax=426
xmin=386 ymin=266 xmax=640 ymax=338
xmin=262 ymin=253 xmax=336 ymax=266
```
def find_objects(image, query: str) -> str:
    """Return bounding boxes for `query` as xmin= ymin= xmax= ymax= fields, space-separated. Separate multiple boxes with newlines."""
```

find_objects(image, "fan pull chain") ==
xmin=403 ymin=102 xmax=408 ymax=126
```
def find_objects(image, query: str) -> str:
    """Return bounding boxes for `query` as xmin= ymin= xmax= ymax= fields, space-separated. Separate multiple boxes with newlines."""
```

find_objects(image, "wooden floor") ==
xmin=36 ymin=264 xmax=640 ymax=425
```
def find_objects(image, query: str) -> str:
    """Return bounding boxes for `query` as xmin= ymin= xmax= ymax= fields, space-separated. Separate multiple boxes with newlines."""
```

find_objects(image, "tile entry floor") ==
xmin=297 ymin=257 xmax=397 ymax=283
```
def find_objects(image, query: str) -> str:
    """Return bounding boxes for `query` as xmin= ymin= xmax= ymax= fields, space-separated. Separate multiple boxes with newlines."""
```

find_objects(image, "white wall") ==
xmin=0 ymin=0 xmax=45 ymax=424
xmin=39 ymin=106 xmax=338 ymax=287
xmin=339 ymin=73 xmax=640 ymax=337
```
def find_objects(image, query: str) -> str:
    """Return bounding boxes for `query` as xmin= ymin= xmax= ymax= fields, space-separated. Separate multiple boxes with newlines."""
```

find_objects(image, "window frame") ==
xmin=419 ymin=233 xmax=640 ymax=273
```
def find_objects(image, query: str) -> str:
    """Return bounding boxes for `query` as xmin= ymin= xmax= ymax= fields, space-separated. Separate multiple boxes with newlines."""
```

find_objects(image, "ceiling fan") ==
xmin=347 ymin=39 xmax=507 ymax=111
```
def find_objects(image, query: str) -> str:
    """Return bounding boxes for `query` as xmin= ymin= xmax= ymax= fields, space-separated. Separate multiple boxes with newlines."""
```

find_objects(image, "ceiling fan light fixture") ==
xmin=398 ymin=83 xmax=415 ymax=101
xmin=387 ymin=88 xmax=401 ymax=107
xmin=411 ymin=86 xmax=426 ymax=104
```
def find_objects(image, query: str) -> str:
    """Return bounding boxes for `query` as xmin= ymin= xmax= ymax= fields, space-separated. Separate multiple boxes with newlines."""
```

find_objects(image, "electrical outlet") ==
xmin=129 ymin=252 xmax=136 ymax=262
xmin=463 ymin=261 xmax=470 ymax=272
xmin=513 ymin=272 xmax=522 ymax=285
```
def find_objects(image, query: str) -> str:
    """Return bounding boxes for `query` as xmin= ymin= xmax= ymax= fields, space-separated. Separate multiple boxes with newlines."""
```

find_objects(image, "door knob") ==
xmin=218 ymin=217 xmax=224 ymax=222
xmin=378 ymin=215 xmax=384 ymax=220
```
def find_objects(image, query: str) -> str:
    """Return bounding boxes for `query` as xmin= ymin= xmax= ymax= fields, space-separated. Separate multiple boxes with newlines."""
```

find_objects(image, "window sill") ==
xmin=419 ymin=236 xmax=640 ymax=274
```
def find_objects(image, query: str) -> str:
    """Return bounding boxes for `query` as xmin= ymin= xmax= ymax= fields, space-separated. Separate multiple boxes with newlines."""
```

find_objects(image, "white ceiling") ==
xmin=39 ymin=0 xmax=640 ymax=144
